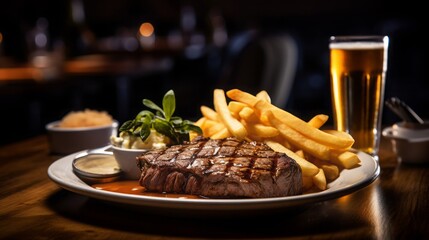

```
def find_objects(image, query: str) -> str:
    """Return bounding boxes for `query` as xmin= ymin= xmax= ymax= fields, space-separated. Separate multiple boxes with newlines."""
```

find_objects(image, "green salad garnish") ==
xmin=118 ymin=90 xmax=202 ymax=145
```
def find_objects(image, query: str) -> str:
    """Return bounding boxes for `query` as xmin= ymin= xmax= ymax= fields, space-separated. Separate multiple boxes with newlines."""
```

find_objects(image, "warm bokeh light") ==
xmin=0 ymin=32 xmax=3 ymax=43
xmin=139 ymin=22 xmax=154 ymax=37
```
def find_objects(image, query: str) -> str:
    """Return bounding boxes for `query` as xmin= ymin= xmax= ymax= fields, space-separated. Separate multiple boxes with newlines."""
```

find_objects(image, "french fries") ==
xmin=239 ymin=107 xmax=259 ymax=123
xmin=256 ymin=90 xmax=271 ymax=103
xmin=308 ymin=114 xmax=329 ymax=128
xmin=200 ymin=105 xmax=220 ymax=121
xmin=313 ymin=168 xmax=327 ymax=190
xmin=195 ymin=88 xmax=361 ymax=192
xmin=227 ymin=89 xmax=355 ymax=149
xmin=213 ymin=89 xmax=247 ymax=139
xmin=265 ymin=140 xmax=319 ymax=177
xmin=266 ymin=110 xmax=332 ymax=161
xmin=243 ymin=121 xmax=279 ymax=138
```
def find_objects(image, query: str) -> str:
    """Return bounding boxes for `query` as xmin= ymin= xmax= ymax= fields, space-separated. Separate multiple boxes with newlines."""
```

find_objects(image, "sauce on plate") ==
xmin=91 ymin=180 xmax=316 ymax=198
xmin=92 ymin=181 xmax=202 ymax=199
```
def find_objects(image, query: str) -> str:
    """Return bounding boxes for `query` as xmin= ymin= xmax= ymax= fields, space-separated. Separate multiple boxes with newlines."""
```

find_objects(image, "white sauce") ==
xmin=74 ymin=155 xmax=120 ymax=175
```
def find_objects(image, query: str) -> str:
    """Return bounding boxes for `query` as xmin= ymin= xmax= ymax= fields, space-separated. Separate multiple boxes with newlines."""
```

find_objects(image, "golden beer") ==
xmin=330 ymin=36 xmax=388 ymax=156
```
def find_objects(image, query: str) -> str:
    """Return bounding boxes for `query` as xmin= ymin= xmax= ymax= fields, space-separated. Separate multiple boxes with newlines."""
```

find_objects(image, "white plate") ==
xmin=47 ymin=150 xmax=379 ymax=211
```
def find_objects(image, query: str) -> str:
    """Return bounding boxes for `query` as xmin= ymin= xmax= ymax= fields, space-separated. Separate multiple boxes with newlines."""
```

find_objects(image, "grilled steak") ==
xmin=136 ymin=136 xmax=302 ymax=198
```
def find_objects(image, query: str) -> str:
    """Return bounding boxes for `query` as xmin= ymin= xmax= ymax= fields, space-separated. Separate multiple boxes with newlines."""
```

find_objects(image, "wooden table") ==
xmin=1 ymin=135 xmax=428 ymax=239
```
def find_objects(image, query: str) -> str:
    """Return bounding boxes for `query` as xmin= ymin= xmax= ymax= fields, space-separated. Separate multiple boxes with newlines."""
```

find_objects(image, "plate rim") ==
xmin=47 ymin=150 xmax=380 ymax=210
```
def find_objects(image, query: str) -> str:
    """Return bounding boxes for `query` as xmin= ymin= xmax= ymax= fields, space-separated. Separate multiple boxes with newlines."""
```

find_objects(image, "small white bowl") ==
xmin=382 ymin=121 xmax=429 ymax=164
xmin=46 ymin=120 xmax=118 ymax=155
xmin=111 ymin=145 xmax=148 ymax=180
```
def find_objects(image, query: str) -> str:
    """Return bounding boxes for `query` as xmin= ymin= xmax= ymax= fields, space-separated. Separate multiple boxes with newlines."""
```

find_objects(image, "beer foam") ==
xmin=330 ymin=41 xmax=385 ymax=50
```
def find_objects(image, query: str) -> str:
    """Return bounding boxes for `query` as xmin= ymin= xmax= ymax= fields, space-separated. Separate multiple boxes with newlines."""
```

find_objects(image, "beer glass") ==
xmin=329 ymin=35 xmax=389 ymax=157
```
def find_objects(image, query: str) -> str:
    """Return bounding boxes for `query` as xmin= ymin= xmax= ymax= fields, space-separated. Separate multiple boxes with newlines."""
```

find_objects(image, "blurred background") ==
xmin=0 ymin=0 xmax=427 ymax=146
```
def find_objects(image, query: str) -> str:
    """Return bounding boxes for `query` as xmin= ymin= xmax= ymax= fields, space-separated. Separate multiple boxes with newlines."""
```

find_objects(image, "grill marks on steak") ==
xmin=136 ymin=136 xmax=302 ymax=198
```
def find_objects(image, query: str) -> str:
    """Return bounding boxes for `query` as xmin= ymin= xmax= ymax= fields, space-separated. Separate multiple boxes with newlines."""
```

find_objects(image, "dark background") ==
xmin=0 ymin=0 xmax=427 ymax=146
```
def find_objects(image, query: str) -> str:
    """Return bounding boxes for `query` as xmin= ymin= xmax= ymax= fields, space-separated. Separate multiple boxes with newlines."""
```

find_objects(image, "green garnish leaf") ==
xmin=143 ymin=99 xmax=164 ymax=116
xmin=153 ymin=118 xmax=176 ymax=142
xmin=139 ymin=124 xmax=151 ymax=141
xmin=136 ymin=110 xmax=154 ymax=120
xmin=118 ymin=89 xmax=202 ymax=145
xmin=162 ymin=90 xmax=175 ymax=121
xmin=170 ymin=116 xmax=183 ymax=125
xmin=119 ymin=120 xmax=135 ymax=132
